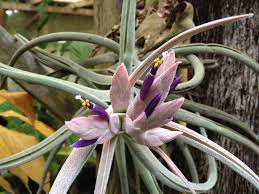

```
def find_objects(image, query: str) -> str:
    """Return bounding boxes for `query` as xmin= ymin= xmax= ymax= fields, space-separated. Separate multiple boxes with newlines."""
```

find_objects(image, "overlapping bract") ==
xmin=65 ymin=50 xmax=184 ymax=148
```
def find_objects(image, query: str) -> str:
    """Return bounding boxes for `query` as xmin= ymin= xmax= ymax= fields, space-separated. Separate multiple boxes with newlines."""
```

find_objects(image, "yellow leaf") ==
xmin=9 ymin=167 xmax=29 ymax=189
xmin=0 ymin=125 xmax=50 ymax=192
xmin=0 ymin=110 xmax=32 ymax=125
xmin=0 ymin=91 xmax=35 ymax=123
xmin=33 ymin=120 xmax=55 ymax=137
xmin=0 ymin=96 xmax=6 ymax=104
xmin=0 ymin=176 xmax=15 ymax=194
xmin=0 ymin=110 xmax=54 ymax=137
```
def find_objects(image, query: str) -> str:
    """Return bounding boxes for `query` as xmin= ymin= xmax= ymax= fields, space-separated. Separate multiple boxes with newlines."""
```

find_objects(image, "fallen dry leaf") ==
xmin=0 ymin=110 xmax=54 ymax=137
xmin=0 ymin=91 xmax=35 ymax=123
xmin=0 ymin=125 xmax=50 ymax=192
xmin=0 ymin=176 xmax=15 ymax=194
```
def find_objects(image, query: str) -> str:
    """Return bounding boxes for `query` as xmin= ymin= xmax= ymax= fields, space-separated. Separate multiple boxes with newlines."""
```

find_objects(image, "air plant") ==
xmin=0 ymin=0 xmax=258 ymax=194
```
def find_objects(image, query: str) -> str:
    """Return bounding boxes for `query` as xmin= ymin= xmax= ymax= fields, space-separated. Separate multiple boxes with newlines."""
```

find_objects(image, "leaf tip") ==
xmin=247 ymin=13 xmax=254 ymax=18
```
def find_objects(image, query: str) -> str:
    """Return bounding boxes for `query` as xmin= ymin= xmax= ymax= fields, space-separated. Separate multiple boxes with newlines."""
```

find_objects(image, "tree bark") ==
xmin=94 ymin=0 xmax=122 ymax=35
xmin=191 ymin=0 xmax=259 ymax=193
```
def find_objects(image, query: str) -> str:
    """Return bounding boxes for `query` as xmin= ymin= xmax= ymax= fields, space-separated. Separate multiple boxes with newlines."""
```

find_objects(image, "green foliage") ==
xmin=66 ymin=42 xmax=93 ymax=63
xmin=0 ymin=101 xmax=22 ymax=114
xmin=5 ymin=117 xmax=43 ymax=141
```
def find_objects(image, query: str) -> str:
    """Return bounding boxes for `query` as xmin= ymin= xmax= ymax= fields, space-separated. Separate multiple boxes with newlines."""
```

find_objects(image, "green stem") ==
xmin=177 ymin=54 xmax=205 ymax=91
xmin=115 ymin=137 xmax=129 ymax=194
xmin=125 ymin=136 xmax=217 ymax=193
xmin=0 ymin=62 xmax=109 ymax=105
xmin=175 ymin=109 xmax=259 ymax=154
xmin=129 ymin=14 xmax=253 ymax=86
xmin=168 ymin=94 xmax=258 ymax=142
xmin=131 ymin=153 xmax=162 ymax=194
xmin=174 ymin=43 xmax=259 ymax=73
xmin=176 ymin=139 xmax=199 ymax=183
xmin=79 ymin=52 xmax=118 ymax=68
xmin=119 ymin=0 xmax=136 ymax=74
xmin=9 ymin=32 xmax=120 ymax=67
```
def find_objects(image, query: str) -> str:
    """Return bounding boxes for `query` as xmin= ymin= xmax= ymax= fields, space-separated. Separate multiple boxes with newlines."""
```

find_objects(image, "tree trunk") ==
xmin=94 ymin=0 xmax=122 ymax=35
xmin=191 ymin=0 xmax=259 ymax=193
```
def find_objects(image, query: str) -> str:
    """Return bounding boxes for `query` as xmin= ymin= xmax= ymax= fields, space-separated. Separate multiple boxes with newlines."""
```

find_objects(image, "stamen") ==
xmin=75 ymin=95 xmax=109 ymax=121
xmin=153 ymin=58 xmax=162 ymax=69
xmin=76 ymin=95 xmax=91 ymax=107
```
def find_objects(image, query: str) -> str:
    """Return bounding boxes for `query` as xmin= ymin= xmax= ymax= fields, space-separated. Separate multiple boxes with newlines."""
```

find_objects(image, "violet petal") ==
xmin=150 ymin=65 xmax=158 ymax=75
xmin=90 ymin=103 xmax=110 ymax=121
xmin=169 ymin=75 xmax=182 ymax=94
xmin=71 ymin=139 xmax=97 ymax=148
xmin=140 ymin=72 xmax=155 ymax=100
xmin=145 ymin=92 xmax=163 ymax=118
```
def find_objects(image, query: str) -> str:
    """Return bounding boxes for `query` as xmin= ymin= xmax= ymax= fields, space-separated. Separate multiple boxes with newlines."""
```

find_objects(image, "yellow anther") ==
xmin=75 ymin=95 xmax=90 ymax=107
xmin=154 ymin=57 xmax=162 ymax=69
xmin=154 ymin=58 xmax=160 ymax=63
xmin=81 ymin=99 xmax=90 ymax=107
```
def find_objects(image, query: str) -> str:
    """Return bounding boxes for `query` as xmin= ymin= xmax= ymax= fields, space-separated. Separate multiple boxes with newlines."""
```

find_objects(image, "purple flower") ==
xmin=66 ymin=50 xmax=184 ymax=148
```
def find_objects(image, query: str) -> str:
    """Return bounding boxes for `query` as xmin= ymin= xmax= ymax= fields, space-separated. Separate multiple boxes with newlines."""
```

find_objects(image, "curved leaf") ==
xmin=129 ymin=14 xmax=253 ymax=86
xmin=166 ymin=121 xmax=259 ymax=189
xmin=49 ymin=145 xmax=96 ymax=194
xmin=94 ymin=137 xmax=118 ymax=194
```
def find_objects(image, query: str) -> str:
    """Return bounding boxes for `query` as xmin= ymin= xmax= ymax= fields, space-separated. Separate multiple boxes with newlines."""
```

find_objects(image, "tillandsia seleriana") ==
xmin=65 ymin=50 xmax=196 ymax=192
xmin=0 ymin=0 xmax=258 ymax=193
xmin=47 ymin=10 xmax=259 ymax=192
xmin=66 ymin=51 xmax=183 ymax=148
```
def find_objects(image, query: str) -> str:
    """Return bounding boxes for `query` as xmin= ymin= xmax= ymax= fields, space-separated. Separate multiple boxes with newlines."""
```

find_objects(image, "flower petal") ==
xmin=143 ymin=128 xmax=182 ymax=147
xmin=169 ymin=75 xmax=182 ymax=94
xmin=65 ymin=116 xmax=108 ymax=139
xmin=127 ymin=95 xmax=146 ymax=120
xmin=147 ymin=98 xmax=184 ymax=129
xmin=145 ymin=92 xmax=163 ymax=118
xmin=96 ymin=130 xmax=114 ymax=144
xmin=140 ymin=71 xmax=156 ymax=100
xmin=124 ymin=115 xmax=137 ymax=134
xmin=157 ymin=50 xmax=176 ymax=76
xmin=127 ymin=63 xmax=178 ymax=120
xmin=90 ymin=103 xmax=110 ymax=121
xmin=133 ymin=112 xmax=148 ymax=130
xmin=108 ymin=114 xmax=120 ymax=134
xmin=71 ymin=139 xmax=97 ymax=148
xmin=110 ymin=63 xmax=131 ymax=112
xmin=145 ymin=62 xmax=178 ymax=104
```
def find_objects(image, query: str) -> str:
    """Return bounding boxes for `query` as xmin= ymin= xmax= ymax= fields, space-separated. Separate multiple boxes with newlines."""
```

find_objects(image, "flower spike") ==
xmin=75 ymin=95 xmax=109 ymax=121
xmin=140 ymin=58 xmax=163 ymax=100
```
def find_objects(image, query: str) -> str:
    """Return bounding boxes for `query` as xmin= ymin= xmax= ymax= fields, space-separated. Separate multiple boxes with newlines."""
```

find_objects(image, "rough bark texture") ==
xmin=191 ymin=0 xmax=259 ymax=193
xmin=94 ymin=0 xmax=122 ymax=35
